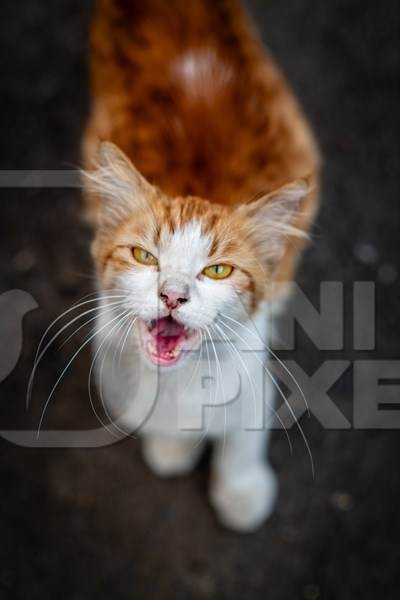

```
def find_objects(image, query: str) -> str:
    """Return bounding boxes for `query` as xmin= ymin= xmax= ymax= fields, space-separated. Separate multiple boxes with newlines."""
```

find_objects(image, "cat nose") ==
xmin=159 ymin=283 xmax=189 ymax=310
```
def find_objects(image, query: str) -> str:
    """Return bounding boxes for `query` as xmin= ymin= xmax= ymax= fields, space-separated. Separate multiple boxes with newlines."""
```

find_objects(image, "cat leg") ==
xmin=210 ymin=429 xmax=277 ymax=532
xmin=142 ymin=434 xmax=204 ymax=478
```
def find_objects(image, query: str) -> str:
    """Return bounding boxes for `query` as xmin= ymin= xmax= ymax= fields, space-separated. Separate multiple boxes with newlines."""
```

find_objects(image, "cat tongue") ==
xmin=156 ymin=334 xmax=181 ymax=353
xmin=150 ymin=317 xmax=185 ymax=354
xmin=153 ymin=316 xmax=184 ymax=338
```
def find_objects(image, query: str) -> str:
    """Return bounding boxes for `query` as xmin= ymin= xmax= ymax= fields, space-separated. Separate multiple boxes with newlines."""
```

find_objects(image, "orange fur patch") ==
xmin=83 ymin=0 xmax=320 ymax=303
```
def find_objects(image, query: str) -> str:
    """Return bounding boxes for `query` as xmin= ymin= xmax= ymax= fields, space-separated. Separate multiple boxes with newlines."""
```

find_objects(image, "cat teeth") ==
xmin=147 ymin=340 xmax=180 ymax=359
xmin=147 ymin=319 xmax=156 ymax=330
xmin=148 ymin=340 xmax=157 ymax=354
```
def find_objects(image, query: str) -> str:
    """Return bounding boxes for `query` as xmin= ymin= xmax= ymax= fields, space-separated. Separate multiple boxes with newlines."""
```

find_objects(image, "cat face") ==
xmin=86 ymin=143 xmax=308 ymax=368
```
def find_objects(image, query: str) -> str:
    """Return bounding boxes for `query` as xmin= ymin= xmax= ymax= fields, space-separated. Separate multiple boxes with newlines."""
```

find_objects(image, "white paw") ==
xmin=210 ymin=465 xmax=278 ymax=532
xmin=142 ymin=435 xmax=203 ymax=478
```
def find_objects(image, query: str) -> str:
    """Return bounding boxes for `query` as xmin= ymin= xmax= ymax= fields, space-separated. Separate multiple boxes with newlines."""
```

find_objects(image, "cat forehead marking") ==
xmin=159 ymin=221 xmax=211 ymax=274
xmin=171 ymin=48 xmax=234 ymax=98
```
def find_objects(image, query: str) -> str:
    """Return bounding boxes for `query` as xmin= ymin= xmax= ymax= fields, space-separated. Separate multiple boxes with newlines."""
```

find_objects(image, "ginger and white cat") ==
xmin=83 ymin=0 xmax=319 ymax=531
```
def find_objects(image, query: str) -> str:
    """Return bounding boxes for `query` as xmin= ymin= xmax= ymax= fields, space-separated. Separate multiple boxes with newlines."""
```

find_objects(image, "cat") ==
xmin=82 ymin=0 xmax=320 ymax=531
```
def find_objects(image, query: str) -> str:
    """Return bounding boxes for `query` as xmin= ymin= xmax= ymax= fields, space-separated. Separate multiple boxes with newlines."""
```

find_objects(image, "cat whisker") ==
xmin=59 ymin=302 xmax=126 ymax=350
xmin=35 ymin=292 xmax=129 ymax=359
xmin=88 ymin=309 xmax=133 ymax=439
xmin=110 ymin=312 xmax=136 ymax=377
xmin=211 ymin=322 xmax=258 ymax=427
xmin=36 ymin=308 xmax=128 ymax=438
xmin=117 ymin=313 xmax=138 ymax=373
xmin=27 ymin=299 xmax=127 ymax=409
xmin=191 ymin=329 xmax=215 ymax=451
xmin=205 ymin=325 xmax=227 ymax=456
xmin=218 ymin=318 xmax=314 ymax=477
xmin=176 ymin=331 xmax=204 ymax=401
xmin=195 ymin=328 xmax=219 ymax=446
xmin=196 ymin=310 xmax=293 ymax=452
xmin=220 ymin=311 xmax=310 ymax=418
xmin=70 ymin=288 xmax=131 ymax=306
xmin=211 ymin=321 xmax=294 ymax=457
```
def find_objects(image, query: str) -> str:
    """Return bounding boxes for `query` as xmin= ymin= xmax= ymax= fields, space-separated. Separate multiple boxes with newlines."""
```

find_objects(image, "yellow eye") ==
xmin=132 ymin=247 xmax=158 ymax=266
xmin=203 ymin=264 xmax=233 ymax=280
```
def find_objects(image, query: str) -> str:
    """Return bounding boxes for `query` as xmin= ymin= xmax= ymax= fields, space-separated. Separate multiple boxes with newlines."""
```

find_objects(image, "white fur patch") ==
xmin=171 ymin=48 xmax=234 ymax=101
xmin=159 ymin=221 xmax=211 ymax=278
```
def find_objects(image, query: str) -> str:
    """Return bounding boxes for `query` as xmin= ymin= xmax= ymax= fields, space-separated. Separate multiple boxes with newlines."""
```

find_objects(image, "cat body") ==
xmin=83 ymin=0 xmax=319 ymax=531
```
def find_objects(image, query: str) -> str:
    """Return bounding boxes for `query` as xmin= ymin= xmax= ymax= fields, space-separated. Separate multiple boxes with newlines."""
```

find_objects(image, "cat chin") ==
xmin=137 ymin=316 xmax=201 ymax=369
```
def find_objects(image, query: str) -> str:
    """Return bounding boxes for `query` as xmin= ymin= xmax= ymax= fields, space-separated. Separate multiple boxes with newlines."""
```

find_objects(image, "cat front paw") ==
xmin=142 ymin=434 xmax=203 ymax=478
xmin=210 ymin=465 xmax=278 ymax=532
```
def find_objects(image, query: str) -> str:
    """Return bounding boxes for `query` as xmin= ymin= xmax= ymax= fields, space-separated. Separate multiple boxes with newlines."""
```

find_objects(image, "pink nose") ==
xmin=159 ymin=285 xmax=189 ymax=310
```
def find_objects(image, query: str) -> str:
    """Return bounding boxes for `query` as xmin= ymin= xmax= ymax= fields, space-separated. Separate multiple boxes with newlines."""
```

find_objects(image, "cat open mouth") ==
xmin=138 ymin=316 xmax=201 ymax=366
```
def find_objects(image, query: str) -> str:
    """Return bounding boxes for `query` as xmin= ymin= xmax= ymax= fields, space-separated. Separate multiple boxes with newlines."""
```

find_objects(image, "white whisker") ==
xmin=192 ymin=328 xmax=216 ymax=450
xmin=218 ymin=318 xmax=314 ymax=477
xmin=177 ymin=332 xmax=204 ymax=400
xmin=34 ymin=293 xmax=129 ymax=359
xmin=59 ymin=302 xmax=125 ymax=350
xmin=220 ymin=311 xmax=310 ymax=417
xmin=205 ymin=326 xmax=227 ymax=456
xmin=88 ymin=310 xmax=133 ymax=439
xmin=117 ymin=314 xmax=138 ymax=373
xmin=27 ymin=299 xmax=127 ymax=408
xmin=212 ymin=321 xmax=294 ymax=456
xmin=36 ymin=308 xmax=127 ymax=438
xmin=211 ymin=322 xmax=258 ymax=426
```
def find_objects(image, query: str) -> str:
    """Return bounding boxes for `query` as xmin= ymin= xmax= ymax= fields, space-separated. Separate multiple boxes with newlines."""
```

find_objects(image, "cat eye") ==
xmin=132 ymin=247 xmax=158 ymax=266
xmin=203 ymin=264 xmax=233 ymax=280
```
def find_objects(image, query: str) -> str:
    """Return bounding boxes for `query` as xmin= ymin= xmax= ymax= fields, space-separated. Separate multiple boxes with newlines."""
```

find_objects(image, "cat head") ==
xmin=85 ymin=142 xmax=309 ymax=368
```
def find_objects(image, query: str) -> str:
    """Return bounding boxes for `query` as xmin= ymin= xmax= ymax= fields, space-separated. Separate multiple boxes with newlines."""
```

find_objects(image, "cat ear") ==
xmin=84 ymin=141 xmax=157 ymax=230
xmin=239 ymin=179 xmax=311 ymax=267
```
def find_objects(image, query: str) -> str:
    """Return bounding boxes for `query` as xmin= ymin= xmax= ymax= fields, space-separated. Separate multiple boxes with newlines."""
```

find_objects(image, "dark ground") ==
xmin=0 ymin=0 xmax=399 ymax=598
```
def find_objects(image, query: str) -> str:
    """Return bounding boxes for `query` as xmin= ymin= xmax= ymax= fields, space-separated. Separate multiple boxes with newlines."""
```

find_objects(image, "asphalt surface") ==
xmin=0 ymin=0 xmax=399 ymax=598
